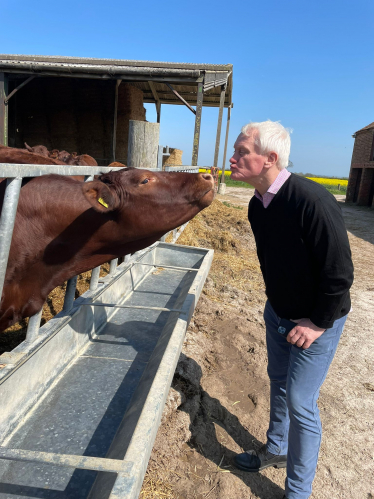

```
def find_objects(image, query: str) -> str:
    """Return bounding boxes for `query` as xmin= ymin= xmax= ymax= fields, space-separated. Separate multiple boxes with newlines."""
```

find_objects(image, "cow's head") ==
xmin=82 ymin=167 xmax=214 ymax=239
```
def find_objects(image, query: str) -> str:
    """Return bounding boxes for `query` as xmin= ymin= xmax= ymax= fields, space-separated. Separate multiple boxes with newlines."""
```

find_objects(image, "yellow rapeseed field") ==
xmin=306 ymin=177 xmax=348 ymax=187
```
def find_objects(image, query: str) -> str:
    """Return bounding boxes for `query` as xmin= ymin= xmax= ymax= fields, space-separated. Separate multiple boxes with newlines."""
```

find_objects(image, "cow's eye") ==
xmin=141 ymin=178 xmax=149 ymax=184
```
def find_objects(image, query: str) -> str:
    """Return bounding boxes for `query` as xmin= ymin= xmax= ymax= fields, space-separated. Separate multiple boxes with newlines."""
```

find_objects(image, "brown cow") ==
xmin=24 ymin=143 xmax=50 ymax=157
xmin=0 ymin=168 xmax=214 ymax=331
xmin=0 ymin=145 xmax=67 ymax=166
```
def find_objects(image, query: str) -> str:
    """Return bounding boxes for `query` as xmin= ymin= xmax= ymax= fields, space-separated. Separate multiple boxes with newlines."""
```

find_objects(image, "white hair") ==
xmin=241 ymin=120 xmax=292 ymax=170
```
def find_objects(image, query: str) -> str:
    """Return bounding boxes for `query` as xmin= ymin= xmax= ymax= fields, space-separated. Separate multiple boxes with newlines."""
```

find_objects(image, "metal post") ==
xmin=218 ymin=104 xmax=232 ymax=194
xmin=111 ymin=80 xmax=121 ymax=163
xmin=0 ymin=177 xmax=22 ymax=300
xmin=25 ymin=309 xmax=43 ymax=343
xmin=191 ymin=80 xmax=204 ymax=166
xmin=109 ymin=258 xmax=118 ymax=276
xmin=90 ymin=266 xmax=101 ymax=291
xmin=63 ymin=276 xmax=77 ymax=312
xmin=213 ymin=85 xmax=226 ymax=169
xmin=0 ymin=72 xmax=8 ymax=146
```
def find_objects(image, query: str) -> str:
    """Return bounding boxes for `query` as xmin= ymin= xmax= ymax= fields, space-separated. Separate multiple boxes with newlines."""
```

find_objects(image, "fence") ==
xmin=0 ymin=163 xmax=194 ymax=355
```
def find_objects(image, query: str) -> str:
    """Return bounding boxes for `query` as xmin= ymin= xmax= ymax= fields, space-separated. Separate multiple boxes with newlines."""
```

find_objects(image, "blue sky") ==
xmin=2 ymin=0 xmax=373 ymax=176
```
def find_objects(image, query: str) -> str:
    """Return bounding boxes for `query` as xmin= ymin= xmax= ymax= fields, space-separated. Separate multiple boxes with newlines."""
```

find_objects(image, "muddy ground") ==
xmin=141 ymin=188 xmax=374 ymax=499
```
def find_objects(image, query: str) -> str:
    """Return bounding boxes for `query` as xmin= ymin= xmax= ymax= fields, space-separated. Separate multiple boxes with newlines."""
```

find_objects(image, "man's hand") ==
xmin=287 ymin=319 xmax=326 ymax=349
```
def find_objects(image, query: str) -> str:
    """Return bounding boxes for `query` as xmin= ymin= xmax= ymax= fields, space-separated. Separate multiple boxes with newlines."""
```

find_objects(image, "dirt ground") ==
xmin=141 ymin=188 xmax=374 ymax=499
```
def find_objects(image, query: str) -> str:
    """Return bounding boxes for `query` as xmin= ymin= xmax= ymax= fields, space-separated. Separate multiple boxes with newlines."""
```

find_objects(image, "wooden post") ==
xmin=156 ymin=101 xmax=161 ymax=124
xmin=0 ymin=73 xmax=8 ymax=146
xmin=218 ymin=104 xmax=232 ymax=194
xmin=111 ymin=80 xmax=121 ymax=163
xmin=213 ymin=85 xmax=226 ymax=168
xmin=191 ymin=80 xmax=203 ymax=166
xmin=127 ymin=120 xmax=160 ymax=169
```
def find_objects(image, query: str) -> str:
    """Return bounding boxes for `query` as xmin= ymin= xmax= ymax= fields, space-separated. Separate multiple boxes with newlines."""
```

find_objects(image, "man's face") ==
xmin=229 ymin=133 xmax=268 ymax=183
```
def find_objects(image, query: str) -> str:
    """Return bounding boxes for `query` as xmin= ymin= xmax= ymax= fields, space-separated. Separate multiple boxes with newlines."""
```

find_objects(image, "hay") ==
xmin=163 ymin=148 xmax=183 ymax=167
xmin=176 ymin=199 xmax=262 ymax=298
xmin=116 ymin=84 xmax=147 ymax=164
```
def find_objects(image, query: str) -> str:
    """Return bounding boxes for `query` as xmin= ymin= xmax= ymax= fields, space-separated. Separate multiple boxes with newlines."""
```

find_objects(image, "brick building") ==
xmin=346 ymin=122 xmax=374 ymax=206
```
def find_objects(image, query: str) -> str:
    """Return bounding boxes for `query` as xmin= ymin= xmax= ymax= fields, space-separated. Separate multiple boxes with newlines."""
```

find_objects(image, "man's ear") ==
xmin=264 ymin=151 xmax=278 ymax=169
xmin=82 ymin=180 xmax=120 ymax=213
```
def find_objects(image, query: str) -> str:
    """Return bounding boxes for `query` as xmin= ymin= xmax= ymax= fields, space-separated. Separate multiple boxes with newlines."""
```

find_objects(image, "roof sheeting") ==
xmin=0 ymin=54 xmax=233 ymax=108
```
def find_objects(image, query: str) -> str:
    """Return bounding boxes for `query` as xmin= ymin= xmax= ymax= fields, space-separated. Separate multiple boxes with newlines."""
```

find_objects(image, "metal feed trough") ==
xmin=0 ymin=164 xmax=213 ymax=499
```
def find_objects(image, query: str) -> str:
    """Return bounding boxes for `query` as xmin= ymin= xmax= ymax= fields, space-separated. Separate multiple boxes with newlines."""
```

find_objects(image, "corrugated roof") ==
xmin=0 ymin=54 xmax=233 ymax=108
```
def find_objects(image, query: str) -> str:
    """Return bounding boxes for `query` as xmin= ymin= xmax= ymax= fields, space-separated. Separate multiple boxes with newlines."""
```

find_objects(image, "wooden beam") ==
xmin=0 ymin=73 xmax=8 ymax=146
xmin=148 ymin=81 xmax=162 ymax=123
xmin=213 ymin=85 xmax=226 ymax=168
xmin=191 ymin=81 xmax=203 ymax=166
xmin=111 ymin=79 xmax=121 ymax=163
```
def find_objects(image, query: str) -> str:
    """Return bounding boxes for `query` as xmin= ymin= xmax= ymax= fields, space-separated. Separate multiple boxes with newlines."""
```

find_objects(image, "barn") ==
xmin=346 ymin=121 xmax=374 ymax=207
xmin=0 ymin=55 xmax=233 ymax=169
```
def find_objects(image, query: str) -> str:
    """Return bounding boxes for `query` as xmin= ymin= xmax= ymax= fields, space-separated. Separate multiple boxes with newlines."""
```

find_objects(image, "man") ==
xmin=229 ymin=121 xmax=354 ymax=499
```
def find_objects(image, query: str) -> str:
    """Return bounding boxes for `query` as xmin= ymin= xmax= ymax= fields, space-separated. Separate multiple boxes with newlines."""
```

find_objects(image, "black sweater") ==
xmin=248 ymin=174 xmax=354 ymax=329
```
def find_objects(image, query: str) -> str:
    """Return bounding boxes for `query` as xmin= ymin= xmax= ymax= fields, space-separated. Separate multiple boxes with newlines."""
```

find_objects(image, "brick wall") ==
xmin=351 ymin=129 xmax=374 ymax=163
xmin=346 ymin=127 xmax=374 ymax=206
xmin=357 ymin=168 xmax=374 ymax=206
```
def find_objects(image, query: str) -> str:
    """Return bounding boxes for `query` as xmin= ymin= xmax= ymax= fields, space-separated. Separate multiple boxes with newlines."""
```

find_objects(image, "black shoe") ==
xmin=233 ymin=444 xmax=287 ymax=472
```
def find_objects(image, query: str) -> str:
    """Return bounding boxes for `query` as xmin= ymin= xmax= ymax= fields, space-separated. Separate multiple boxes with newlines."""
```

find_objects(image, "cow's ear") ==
xmin=82 ymin=180 xmax=120 ymax=213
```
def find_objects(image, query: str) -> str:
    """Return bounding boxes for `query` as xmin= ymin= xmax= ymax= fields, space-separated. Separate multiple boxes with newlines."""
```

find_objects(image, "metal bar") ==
xmin=0 ymin=177 xmax=22 ymax=300
xmin=82 ymin=303 xmax=184 ymax=313
xmin=191 ymin=80 xmax=204 ymax=166
xmin=0 ymin=164 xmax=129 ymax=178
xmin=133 ymin=262 xmax=198 ymax=271
xmin=4 ymin=75 xmax=36 ymax=103
xmin=0 ymin=447 xmax=127 ymax=474
xmin=90 ymin=266 xmax=101 ymax=291
xmin=109 ymin=258 xmax=118 ymax=276
xmin=220 ymin=104 xmax=232 ymax=183
xmin=25 ymin=309 xmax=43 ymax=343
xmin=111 ymin=80 xmax=121 ymax=163
xmin=0 ymin=72 xmax=8 ymax=146
xmin=2 ymin=70 xmax=200 ymax=84
xmin=165 ymin=83 xmax=196 ymax=115
xmin=63 ymin=276 xmax=77 ymax=312
xmin=213 ymin=85 xmax=226 ymax=169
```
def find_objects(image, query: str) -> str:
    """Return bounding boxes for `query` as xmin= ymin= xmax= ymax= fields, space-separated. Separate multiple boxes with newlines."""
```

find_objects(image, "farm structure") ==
xmin=0 ymin=55 xmax=232 ymax=499
xmin=346 ymin=121 xmax=374 ymax=207
xmin=0 ymin=54 xmax=233 ymax=169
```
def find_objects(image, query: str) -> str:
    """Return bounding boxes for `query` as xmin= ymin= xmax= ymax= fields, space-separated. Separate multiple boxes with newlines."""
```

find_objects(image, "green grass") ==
xmin=225 ymin=178 xmax=254 ymax=188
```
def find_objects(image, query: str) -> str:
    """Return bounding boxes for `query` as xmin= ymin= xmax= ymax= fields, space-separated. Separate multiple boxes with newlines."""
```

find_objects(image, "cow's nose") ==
xmin=200 ymin=173 xmax=213 ymax=182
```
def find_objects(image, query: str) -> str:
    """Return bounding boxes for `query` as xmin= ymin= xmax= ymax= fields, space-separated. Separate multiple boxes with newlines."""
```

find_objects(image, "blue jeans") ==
xmin=264 ymin=300 xmax=347 ymax=499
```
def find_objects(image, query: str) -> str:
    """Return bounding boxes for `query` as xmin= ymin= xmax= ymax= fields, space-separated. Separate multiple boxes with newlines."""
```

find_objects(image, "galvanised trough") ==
xmin=0 ymin=241 xmax=213 ymax=499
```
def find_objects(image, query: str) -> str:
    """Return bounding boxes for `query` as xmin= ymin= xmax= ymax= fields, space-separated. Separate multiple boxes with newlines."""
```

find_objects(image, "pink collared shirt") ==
xmin=254 ymin=169 xmax=291 ymax=208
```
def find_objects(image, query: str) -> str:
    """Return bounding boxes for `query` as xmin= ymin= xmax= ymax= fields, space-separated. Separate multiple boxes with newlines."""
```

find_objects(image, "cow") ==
xmin=24 ymin=143 xmax=50 ymax=157
xmin=0 ymin=145 xmax=67 ymax=166
xmin=0 ymin=167 xmax=214 ymax=331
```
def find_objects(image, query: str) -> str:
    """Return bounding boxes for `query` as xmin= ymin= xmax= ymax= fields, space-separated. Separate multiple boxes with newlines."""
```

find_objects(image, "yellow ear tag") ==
xmin=98 ymin=197 xmax=108 ymax=208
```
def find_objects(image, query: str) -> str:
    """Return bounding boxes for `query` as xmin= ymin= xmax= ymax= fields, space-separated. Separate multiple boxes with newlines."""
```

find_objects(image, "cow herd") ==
xmin=0 ymin=145 xmax=215 ymax=332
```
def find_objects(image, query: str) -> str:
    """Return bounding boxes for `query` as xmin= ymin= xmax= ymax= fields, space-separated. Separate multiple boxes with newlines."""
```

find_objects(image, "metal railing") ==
xmin=0 ymin=162 xmax=194 ymax=350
